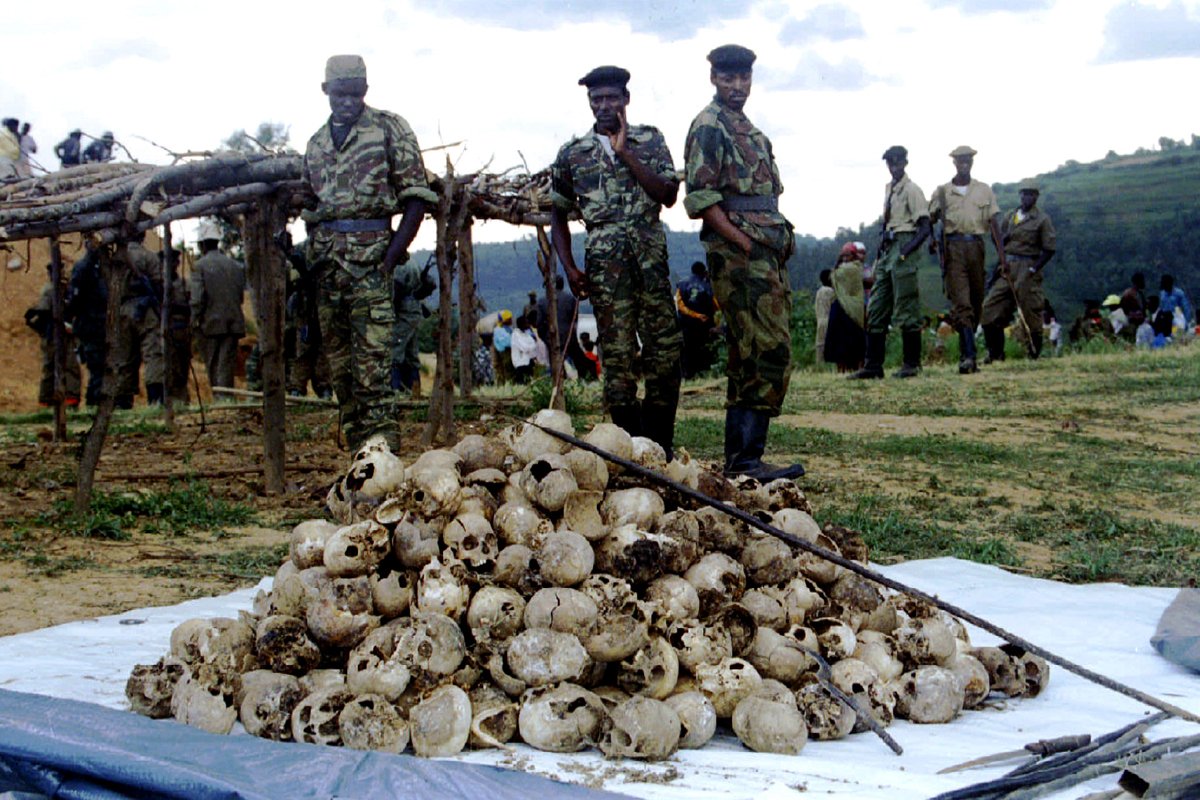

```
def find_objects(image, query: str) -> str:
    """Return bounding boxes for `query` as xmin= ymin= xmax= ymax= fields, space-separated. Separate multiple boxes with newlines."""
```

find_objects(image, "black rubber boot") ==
xmin=849 ymin=332 xmax=887 ymax=380
xmin=390 ymin=365 xmax=407 ymax=391
xmin=609 ymin=403 xmax=643 ymax=438
xmin=1029 ymin=332 xmax=1043 ymax=360
xmin=959 ymin=328 xmax=978 ymax=374
xmin=146 ymin=383 xmax=164 ymax=405
xmin=982 ymin=325 xmax=1006 ymax=364
xmin=893 ymin=330 xmax=922 ymax=378
xmin=642 ymin=403 xmax=677 ymax=463
xmin=115 ymin=394 xmax=134 ymax=410
xmin=724 ymin=407 xmax=805 ymax=480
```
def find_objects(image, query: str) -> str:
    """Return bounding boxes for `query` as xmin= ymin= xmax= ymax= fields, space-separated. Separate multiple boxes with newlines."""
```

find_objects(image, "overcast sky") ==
xmin=5 ymin=0 xmax=1200 ymax=249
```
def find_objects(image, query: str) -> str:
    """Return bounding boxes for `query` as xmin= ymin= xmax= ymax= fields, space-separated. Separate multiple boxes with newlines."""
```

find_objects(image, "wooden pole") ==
xmin=76 ymin=243 xmax=128 ymax=513
xmin=160 ymin=224 xmax=175 ymax=432
xmin=423 ymin=164 xmax=459 ymax=447
xmin=241 ymin=195 xmax=288 ymax=494
xmin=48 ymin=236 xmax=67 ymax=441
xmin=456 ymin=221 xmax=477 ymax=398
xmin=535 ymin=224 xmax=565 ymax=410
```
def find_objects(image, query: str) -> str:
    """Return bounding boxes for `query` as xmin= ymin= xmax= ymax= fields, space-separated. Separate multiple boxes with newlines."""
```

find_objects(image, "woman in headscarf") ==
xmin=823 ymin=242 xmax=867 ymax=372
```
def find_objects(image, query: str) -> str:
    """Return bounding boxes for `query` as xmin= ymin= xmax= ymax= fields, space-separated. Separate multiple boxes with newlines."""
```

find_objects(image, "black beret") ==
xmin=707 ymin=44 xmax=756 ymax=70
xmin=882 ymin=145 xmax=908 ymax=162
xmin=579 ymin=65 xmax=630 ymax=89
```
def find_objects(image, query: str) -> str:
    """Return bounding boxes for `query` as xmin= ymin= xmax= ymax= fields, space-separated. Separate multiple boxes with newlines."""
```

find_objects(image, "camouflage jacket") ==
xmin=302 ymin=105 xmax=436 ymax=237
xmin=683 ymin=98 xmax=791 ymax=252
xmin=550 ymin=125 xmax=677 ymax=252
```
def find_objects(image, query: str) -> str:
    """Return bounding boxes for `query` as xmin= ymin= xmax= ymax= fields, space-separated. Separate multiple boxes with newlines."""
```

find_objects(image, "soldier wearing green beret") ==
xmin=980 ymin=179 xmax=1056 ymax=361
xmin=550 ymin=64 xmax=684 ymax=458
xmin=301 ymin=54 xmax=437 ymax=451
xmin=929 ymin=145 xmax=1006 ymax=374
xmin=683 ymin=44 xmax=803 ymax=480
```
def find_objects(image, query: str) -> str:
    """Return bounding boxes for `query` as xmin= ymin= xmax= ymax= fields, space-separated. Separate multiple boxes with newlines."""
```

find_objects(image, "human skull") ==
xmin=646 ymin=576 xmax=701 ymax=623
xmin=416 ymin=557 xmax=471 ymax=620
xmin=617 ymin=637 xmax=679 ymax=699
xmin=370 ymin=569 xmax=415 ymax=620
xmin=493 ymin=502 xmax=553 ymax=548
xmin=517 ymin=683 xmax=607 ymax=752
xmin=663 ymin=448 xmax=702 ymax=489
xmin=895 ymin=617 xmax=958 ymax=668
xmin=305 ymin=576 xmax=379 ymax=650
xmin=585 ymin=610 xmax=650 ymax=663
xmin=537 ymin=530 xmax=595 ymax=587
xmin=560 ymin=490 xmax=608 ymax=541
xmin=467 ymin=586 xmax=526 ymax=645
xmin=665 ymin=691 xmax=717 ymax=749
xmin=442 ymin=513 xmax=499 ymax=570
xmin=563 ymin=448 xmax=609 ymax=492
xmin=594 ymin=525 xmax=675 ymax=586
xmin=521 ymin=454 xmax=579 ymax=513
xmin=407 ymin=464 xmax=463 ymax=519
xmin=324 ymin=520 xmax=390 ymax=577
xmin=949 ymin=654 xmax=990 ymax=709
xmin=601 ymin=488 xmax=665 ymax=529
xmin=524 ymin=587 xmax=599 ymax=639
xmin=694 ymin=657 xmax=763 ymax=718
xmin=169 ymin=617 xmax=257 ymax=672
xmin=667 ymin=618 xmax=733 ymax=674
xmin=580 ymin=574 xmax=639 ymax=617
xmin=504 ymin=409 xmax=574 ymax=465
xmin=971 ymin=646 xmax=1023 ymax=697
xmin=694 ymin=507 xmax=742 ymax=553
xmin=795 ymin=533 xmax=844 ymax=586
xmin=453 ymin=434 xmax=510 ymax=473
xmin=583 ymin=422 xmax=633 ymax=467
xmin=343 ymin=438 xmax=405 ymax=499
xmin=762 ymin=479 xmax=812 ymax=515
xmin=732 ymin=695 xmax=807 ymax=754
xmin=853 ymin=631 xmax=904 ymax=683
xmin=630 ymin=436 xmax=668 ymax=469
xmin=830 ymin=658 xmax=882 ymax=718
xmin=747 ymin=628 xmax=817 ymax=684
xmin=125 ymin=657 xmax=186 ymax=718
xmin=1002 ymin=644 xmax=1050 ymax=698
xmin=337 ymin=693 xmax=409 ymax=752
xmin=456 ymin=484 xmax=499 ymax=521
xmin=392 ymin=612 xmax=467 ymax=679
xmin=409 ymin=684 xmax=472 ymax=757
xmin=775 ymin=577 xmax=826 ymax=626
xmin=492 ymin=544 xmax=542 ymax=595
xmin=289 ymin=519 xmax=339 ymax=569
xmin=740 ymin=535 xmax=799 ymax=587
xmin=469 ymin=682 xmax=519 ymax=748
xmin=795 ymin=680 xmax=856 ymax=741
xmin=345 ymin=626 xmax=413 ymax=701
xmin=298 ymin=670 xmax=345 ymax=695
xmin=684 ymin=553 xmax=747 ymax=614
xmin=506 ymin=629 xmax=590 ymax=687
xmin=741 ymin=589 xmax=787 ymax=632
xmin=255 ymin=615 xmax=322 ymax=675
xmin=171 ymin=665 xmax=239 ymax=734
xmin=600 ymin=696 xmax=681 ymax=760
xmin=239 ymin=670 xmax=302 ymax=740
xmin=392 ymin=512 xmax=441 ymax=569
xmin=811 ymin=617 xmax=858 ymax=661
xmin=770 ymin=508 xmax=822 ymax=545
xmin=894 ymin=666 xmax=964 ymax=724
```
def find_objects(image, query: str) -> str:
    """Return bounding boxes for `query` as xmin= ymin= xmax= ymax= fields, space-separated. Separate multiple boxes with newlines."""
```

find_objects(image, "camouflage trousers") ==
xmin=980 ymin=255 xmax=1044 ymax=337
xmin=943 ymin=237 xmax=986 ymax=330
xmin=585 ymin=232 xmax=682 ymax=414
xmin=706 ymin=238 xmax=792 ymax=415
xmin=867 ymin=232 xmax=922 ymax=334
xmin=318 ymin=263 xmax=399 ymax=451
xmin=38 ymin=333 xmax=81 ymax=404
xmin=112 ymin=303 xmax=163 ymax=397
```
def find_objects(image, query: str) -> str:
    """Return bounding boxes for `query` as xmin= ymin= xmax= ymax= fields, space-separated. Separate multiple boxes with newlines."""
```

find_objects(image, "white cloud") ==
xmin=778 ymin=3 xmax=865 ymax=45
xmin=1097 ymin=1 xmax=1200 ymax=63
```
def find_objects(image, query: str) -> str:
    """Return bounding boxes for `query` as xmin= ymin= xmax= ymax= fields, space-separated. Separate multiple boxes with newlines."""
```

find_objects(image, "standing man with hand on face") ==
xmin=980 ymin=179 xmax=1056 ymax=361
xmin=550 ymin=65 xmax=683 ymax=459
xmin=302 ymin=54 xmax=436 ymax=451
xmin=929 ymin=146 xmax=1006 ymax=374
xmin=684 ymin=45 xmax=803 ymax=480
xmin=851 ymin=145 xmax=930 ymax=380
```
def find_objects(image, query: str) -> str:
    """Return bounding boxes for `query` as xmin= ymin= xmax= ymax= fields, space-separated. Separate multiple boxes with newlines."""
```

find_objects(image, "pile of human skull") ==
xmin=126 ymin=409 xmax=1049 ymax=760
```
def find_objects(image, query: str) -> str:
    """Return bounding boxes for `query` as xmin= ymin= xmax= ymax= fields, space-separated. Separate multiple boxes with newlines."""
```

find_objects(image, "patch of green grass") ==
xmin=37 ymin=481 xmax=256 ymax=539
xmin=140 ymin=543 xmax=287 ymax=581
xmin=25 ymin=554 xmax=98 ymax=577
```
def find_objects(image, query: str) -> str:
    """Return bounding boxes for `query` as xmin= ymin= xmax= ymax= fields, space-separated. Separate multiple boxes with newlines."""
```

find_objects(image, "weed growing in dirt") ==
xmin=140 ymin=543 xmax=288 ymax=581
xmin=39 ymin=481 xmax=256 ymax=538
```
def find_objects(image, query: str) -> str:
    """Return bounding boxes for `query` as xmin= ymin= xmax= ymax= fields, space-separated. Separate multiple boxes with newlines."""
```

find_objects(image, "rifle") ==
xmin=414 ymin=253 xmax=437 ymax=301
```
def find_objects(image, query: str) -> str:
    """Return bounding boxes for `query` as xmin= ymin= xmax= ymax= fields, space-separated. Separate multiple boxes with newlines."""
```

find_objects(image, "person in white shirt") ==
xmin=510 ymin=314 xmax=540 ymax=383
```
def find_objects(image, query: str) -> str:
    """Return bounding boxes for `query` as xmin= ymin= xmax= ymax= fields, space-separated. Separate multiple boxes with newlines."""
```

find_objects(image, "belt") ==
xmin=719 ymin=195 xmax=778 ymax=213
xmin=318 ymin=218 xmax=392 ymax=233
xmin=944 ymin=233 xmax=982 ymax=241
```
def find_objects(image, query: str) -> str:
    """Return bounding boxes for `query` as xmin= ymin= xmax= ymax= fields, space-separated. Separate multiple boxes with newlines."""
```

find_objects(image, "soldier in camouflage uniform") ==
xmin=980 ymin=179 xmax=1056 ymax=361
xmin=112 ymin=233 xmax=164 ymax=407
xmin=550 ymin=65 xmax=683 ymax=457
xmin=302 ymin=55 xmax=436 ymax=450
xmin=684 ymin=44 xmax=803 ymax=480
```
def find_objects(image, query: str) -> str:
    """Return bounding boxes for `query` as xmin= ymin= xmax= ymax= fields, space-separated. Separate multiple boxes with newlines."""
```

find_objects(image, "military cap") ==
xmin=707 ymin=44 xmax=756 ymax=70
xmin=578 ymin=65 xmax=630 ymax=89
xmin=882 ymin=145 xmax=908 ymax=162
xmin=949 ymin=145 xmax=977 ymax=158
xmin=1018 ymin=178 xmax=1040 ymax=193
xmin=325 ymin=54 xmax=367 ymax=82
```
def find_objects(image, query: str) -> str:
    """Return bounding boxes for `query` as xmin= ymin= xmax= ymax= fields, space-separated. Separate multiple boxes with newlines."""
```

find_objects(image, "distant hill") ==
xmin=421 ymin=141 xmax=1200 ymax=322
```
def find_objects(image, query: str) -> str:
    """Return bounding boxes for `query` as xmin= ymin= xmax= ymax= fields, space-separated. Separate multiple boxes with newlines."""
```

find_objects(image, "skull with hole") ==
xmin=517 ymin=683 xmax=608 ymax=752
xmin=617 ymin=636 xmax=679 ymax=699
xmin=239 ymin=670 xmax=302 ymax=740
xmin=595 ymin=525 xmax=676 ymax=586
xmin=694 ymin=506 xmax=743 ymax=554
xmin=585 ymin=608 xmax=650 ymax=663
xmin=762 ymin=479 xmax=812 ymax=515
xmin=1001 ymin=644 xmax=1051 ymax=698
xmin=415 ymin=557 xmax=471 ymax=620
xmin=289 ymin=520 xmax=340 ymax=569
xmin=751 ymin=678 xmax=795 ymax=704
xmin=409 ymin=684 xmax=473 ymax=757
xmin=663 ymin=448 xmax=702 ymax=489
xmin=795 ymin=679 xmax=856 ymax=740
xmin=345 ymin=625 xmax=412 ymax=701
xmin=324 ymin=520 xmax=391 ymax=578
xmin=811 ymin=617 xmax=858 ymax=661
xmin=781 ymin=624 xmax=821 ymax=655
xmin=169 ymin=617 xmax=257 ymax=672
xmin=601 ymin=488 xmax=665 ymax=529
xmin=338 ymin=693 xmax=410 ymax=752
xmin=370 ymin=568 xmax=415 ymax=620
xmin=949 ymin=653 xmax=990 ymax=709
xmin=694 ymin=657 xmax=763 ymax=718
xmin=255 ymin=615 xmax=322 ymax=675
xmin=537 ymin=530 xmax=595 ymax=587
xmin=600 ymin=696 xmax=681 ymax=760
xmin=298 ymin=669 xmax=345 ymax=695
xmin=894 ymin=665 xmax=965 ymax=724
xmin=560 ymin=490 xmax=608 ymax=542
xmin=453 ymin=434 xmax=510 ymax=473
xmin=971 ymin=646 xmax=1023 ymax=697
xmin=344 ymin=437 xmax=406 ymax=498
xmin=524 ymin=587 xmax=599 ymax=640
xmin=594 ymin=686 xmax=632 ymax=713
xmin=740 ymin=535 xmax=799 ymax=587
xmin=646 ymin=576 xmax=701 ymax=624
xmin=493 ymin=502 xmax=554 ymax=549
xmin=305 ymin=576 xmax=379 ymax=650
xmin=653 ymin=510 xmax=704 ymax=572
xmin=126 ymin=657 xmax=186 ymax=718
xmin=442 ymin=513 xmax=499 ymax=571
xmin=775 ymin=577 xmax=827 ymax=626
xmin=741 ymin=588 xmax=787 ymax=632
xmin=392 ymin=512 xmax=441 ymax=570
xmin=828 ymin=572 xmax=885 ymax=631
xmin=747 ymin=628 xmax=817 ymax=684
xmin=171 ymin=664 xmax=240 ymax=734
xmin=504 ymin=409 xmax=574 ymax=466
xmin=630 ymin=436 xmax=668 ymax=469
xmin=685 ymin=553 xmax=747 ymax=615
xmin=730 ymin=475 xmax=771 ymax=513
xmin=563 ymin=448 xmax=609 ymax=492
xmin=469 ymin=681 xmax=519 ymax=748
xmin=520 ymin=453 xmax=579 ymax=513
xmin=580 ymin=574 xmax=639 ymax=617
xmin=852 ymin=630 xmax=904 ymax=683
xmin=830 ymin=657 xmax=881 ymax=720
xmin=584 ymin=422 xmax=633 ymax=469
xmin=716 ymin=603 xmax=759 ymax=658
xmin=895 ymin=617 xmax=958 ymax=668
xmin=456 ymin=483 xmax=499 ymax=522
xmin=667 ymin=618 xmax=733 ymax=674
xmin=795 ymin=533 xmax=844 ymax=586
xmin=466 ymin=586 xmax=526 ymax=646
xmin=292 ymin=686 xmax=355 ymax=745
xmin=666 ymin=690 xmax=717 ymax=749
xmin=732 ymin=695 xmax=808 ymax=754
xmin=492 ymin=544 xmax=543 ymax=595
xmin=860 ymin=597 xmax=900 ymax=634
xmin=392 ymin=612 xmax=467 ymax=680
xmin=506 ymin=628 xmax=591 ymax=687
xmin=407 ymin=463 xmax=463 ymax=520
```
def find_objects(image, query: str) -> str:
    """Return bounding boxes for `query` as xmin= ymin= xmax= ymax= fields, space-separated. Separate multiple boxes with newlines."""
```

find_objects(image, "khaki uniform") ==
xmin=868 ymin=174 xmax=928 ymax=335
xmin=113 ymin=242 xmax=164 ymax=400
xmin=189 ymin=251 xmax=246 ymax=389
xmin=303 ymin=104 xmax=436 ymax=450
xmin=981 ymin=206 xmax=1057 ymax=337
xmin=930 ymin=179 xmax=999 ymax=329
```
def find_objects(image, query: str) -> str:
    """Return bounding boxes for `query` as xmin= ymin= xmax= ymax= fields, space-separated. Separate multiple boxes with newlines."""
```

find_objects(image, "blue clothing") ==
xmin=1159 ymin=287 xmax=1194 ymax=324
xmin=493 ymin=324 xmax=513 ymax=352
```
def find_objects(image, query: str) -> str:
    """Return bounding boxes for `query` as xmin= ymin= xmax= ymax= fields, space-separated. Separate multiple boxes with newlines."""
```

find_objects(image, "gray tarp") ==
xmin=0 ymin=690 xmax=625 ymax=800
xmin=1151 ymin=588 xmax=1200 ymax=673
